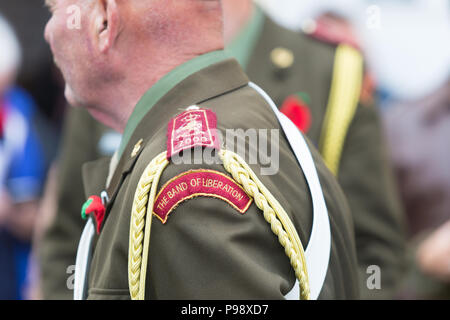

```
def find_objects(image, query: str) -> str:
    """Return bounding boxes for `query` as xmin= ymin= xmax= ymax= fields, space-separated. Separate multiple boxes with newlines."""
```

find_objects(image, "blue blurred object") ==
xmin=0 ymin=87 xmax=46 ymax=300
xmin=3 ymin=88 xmax=45 ymax=202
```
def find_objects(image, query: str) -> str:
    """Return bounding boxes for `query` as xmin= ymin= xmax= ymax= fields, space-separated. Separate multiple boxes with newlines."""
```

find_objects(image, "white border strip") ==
xmin=74 ymin=218 xmax=95 ymax=300
xmin=249 ymin=82 xmax=331 ymax=300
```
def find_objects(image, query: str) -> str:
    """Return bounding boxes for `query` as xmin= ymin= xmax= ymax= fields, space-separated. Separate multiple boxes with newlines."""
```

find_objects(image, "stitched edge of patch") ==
xmin=153 ymin=169 xmax=252 ymax=224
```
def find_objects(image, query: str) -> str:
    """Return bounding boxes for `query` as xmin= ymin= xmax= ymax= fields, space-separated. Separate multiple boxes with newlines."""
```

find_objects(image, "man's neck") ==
xmin=223 ymin=0 xmax=254 ymax=45
xmin=90 ymin=48 xmax=223 ymax=133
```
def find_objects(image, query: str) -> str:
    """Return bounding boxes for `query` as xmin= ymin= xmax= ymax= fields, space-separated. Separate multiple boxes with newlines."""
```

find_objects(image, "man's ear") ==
xmin=93 ymin=0 xmax=120 ymax=53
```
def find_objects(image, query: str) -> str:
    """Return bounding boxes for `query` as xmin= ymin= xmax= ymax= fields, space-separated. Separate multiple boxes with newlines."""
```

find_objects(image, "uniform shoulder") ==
xmin=128 ymin=104 xmax=313 ymax=299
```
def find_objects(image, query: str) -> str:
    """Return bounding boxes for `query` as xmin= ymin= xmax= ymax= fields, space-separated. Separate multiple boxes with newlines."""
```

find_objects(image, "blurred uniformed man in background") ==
xmin=39 ymin=0 xmax=405 ymax=299
xmin=40 ymin=0 xmax=360 ymax=300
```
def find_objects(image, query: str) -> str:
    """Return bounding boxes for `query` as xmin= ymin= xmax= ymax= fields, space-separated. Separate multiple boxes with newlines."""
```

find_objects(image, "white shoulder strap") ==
xmin=74 ymin=218 xmax=95 ymax=300
xmin=74 ymin=192 xmax=109 ymax=300
xmin=248 ymin=82 xmax=331 ymax=300
xmin=75 ymin=83 xmax=332 ymax=300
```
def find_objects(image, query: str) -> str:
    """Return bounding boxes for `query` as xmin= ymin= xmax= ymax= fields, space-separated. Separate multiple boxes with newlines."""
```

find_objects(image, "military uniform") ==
xmin=38 ymin=108 xmax=120 ymax=299
xmin=74 ymin=51 xmax=359 ymax=299
xmin=39 ymin=9 xmax=404 ymax=299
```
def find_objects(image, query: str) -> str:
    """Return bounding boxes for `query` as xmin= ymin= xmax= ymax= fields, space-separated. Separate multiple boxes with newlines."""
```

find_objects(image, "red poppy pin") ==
xmin=81 ymin=195 xmax=106 ymax=234
xmin=280 ymin=93 xmax=312 ymax=133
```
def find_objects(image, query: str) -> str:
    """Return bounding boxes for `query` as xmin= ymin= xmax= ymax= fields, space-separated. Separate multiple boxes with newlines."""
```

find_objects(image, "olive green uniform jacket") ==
xmin=82 ymin=53 xmax=359 ymax=299
xmin=39 ymin=15 xmax=405 ymax=299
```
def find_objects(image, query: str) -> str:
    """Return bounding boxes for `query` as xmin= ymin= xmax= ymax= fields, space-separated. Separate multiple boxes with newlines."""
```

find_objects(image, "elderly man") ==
xmin=43 ymin=0 xmax=359 ymax=299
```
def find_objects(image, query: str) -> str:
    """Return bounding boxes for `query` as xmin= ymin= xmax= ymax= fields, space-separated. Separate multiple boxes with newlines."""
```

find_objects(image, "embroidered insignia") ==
xmin=81 ymin=195 xmax=106 ymax=234
xmin=303 ymin=15 xmax=360 ymax=50
xmin=167 ymin=107 xmax=220 ymax=160
xmin=153 ymin=169 xmax=252 ymax=224
xmin=280 ymin=93 xmax=312 ymax=133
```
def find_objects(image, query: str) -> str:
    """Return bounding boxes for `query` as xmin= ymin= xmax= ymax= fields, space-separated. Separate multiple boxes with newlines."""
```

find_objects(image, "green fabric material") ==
xmin=81 ymin=198 xmax=93 ymax=220
xmin=82 ymin=59 xmax=360 ymax=299
xmin=226 ymin=6 xmax=264 ymax=69
xmin=118 ymin=50 xmax=230 ymax=158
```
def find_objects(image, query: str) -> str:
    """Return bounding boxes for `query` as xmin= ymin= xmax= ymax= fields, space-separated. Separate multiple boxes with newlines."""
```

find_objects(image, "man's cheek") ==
xmin=51 ymin=17 xmax=73 ymax=57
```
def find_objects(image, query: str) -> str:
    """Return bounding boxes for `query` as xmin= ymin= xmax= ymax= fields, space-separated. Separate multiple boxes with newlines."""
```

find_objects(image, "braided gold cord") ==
xmin=128 ymin=151 xmax=169 ymax=300
xmin=219 ymin=149 xmax=310 ymax=300
xmin=128 ymin=150 xmax=309 ymax=300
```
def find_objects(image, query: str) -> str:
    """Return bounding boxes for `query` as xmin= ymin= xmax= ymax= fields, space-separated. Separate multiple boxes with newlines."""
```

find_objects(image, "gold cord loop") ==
xmin=128 ymin=150 xmax=310 ymax=300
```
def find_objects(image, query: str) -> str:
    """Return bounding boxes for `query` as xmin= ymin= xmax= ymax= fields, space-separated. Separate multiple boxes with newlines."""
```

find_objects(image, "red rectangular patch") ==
xmin=153 ymin=169 xmax=252 ymax=224
xmin=167 ymin=108 xmax=220 ymax=160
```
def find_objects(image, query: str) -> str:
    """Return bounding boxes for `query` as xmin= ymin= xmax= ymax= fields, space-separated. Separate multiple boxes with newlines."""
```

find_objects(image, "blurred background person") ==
xmin=359 ymin=0 xmax=450 ymax=299
xmin=0 ymin=1 xmax=68 ymax=300
xmin=0 ymin=0 xmax=65 ymax=127
xmin=0 ymin=14 xmax=47 ymax=300
xmin=255 ymin=0 xmax=450 ymax=109
xmin=223 ymin=0 xmax=406 ymax=299
xmin=417 ymin=219 xmax=450 ymax=286
xmin=255 ymin=0 xmax=450 ymax=299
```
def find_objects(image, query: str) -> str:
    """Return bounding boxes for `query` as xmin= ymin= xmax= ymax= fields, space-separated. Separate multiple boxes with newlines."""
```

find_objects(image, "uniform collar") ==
xmin=118 ymin=50 xmax=231 ymax=159
xmin=226 ymin=5 xmax=265 ymax=70
xmin=101 ymin=56 xmax=249 ymax=205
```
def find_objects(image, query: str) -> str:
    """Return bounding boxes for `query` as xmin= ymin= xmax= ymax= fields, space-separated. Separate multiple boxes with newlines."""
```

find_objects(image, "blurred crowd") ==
xmin=0 ymin=0 xmax=449 ymax=300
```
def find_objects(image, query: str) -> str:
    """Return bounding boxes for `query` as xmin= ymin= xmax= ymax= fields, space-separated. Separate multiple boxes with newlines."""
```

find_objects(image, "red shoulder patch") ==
xmin=303 ymin=14 xmax=360 ymax=50
xmin=153 ymin=169 xmax=252 ymax=224
xmin=280 ymin=94 xmax=312 ymax=133
xmin=167 ymin=107 xmax=220 ymax=160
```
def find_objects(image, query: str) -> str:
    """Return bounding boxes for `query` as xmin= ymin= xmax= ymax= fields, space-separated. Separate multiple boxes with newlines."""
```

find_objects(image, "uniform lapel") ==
xmin=82 ymin=157 xmax=111 ymax=200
